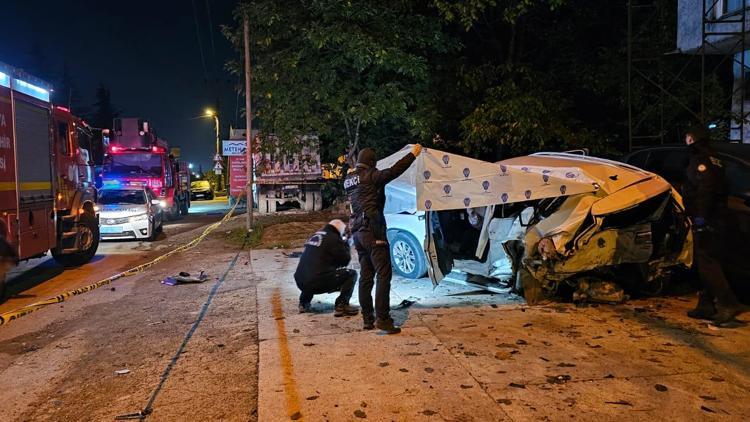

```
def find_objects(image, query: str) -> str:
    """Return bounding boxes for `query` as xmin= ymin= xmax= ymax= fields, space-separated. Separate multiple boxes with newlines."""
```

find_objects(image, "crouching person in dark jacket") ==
xmin=294 ymin=219 xmax=359 ymax=316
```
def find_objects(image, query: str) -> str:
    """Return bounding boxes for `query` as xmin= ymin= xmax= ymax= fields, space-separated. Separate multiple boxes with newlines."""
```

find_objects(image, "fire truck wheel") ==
xmin=53 ymin=214 xmax=100 ymax=267
xmin=179 ymin=199 xmax=189 ymax=216
xmin=147 ymin=222 xmax=157 ymax=241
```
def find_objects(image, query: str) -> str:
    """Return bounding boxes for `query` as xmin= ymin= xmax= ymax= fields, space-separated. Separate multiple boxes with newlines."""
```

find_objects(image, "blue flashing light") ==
xmin=0 ymin=72 xmax=9 ymax=88
xmin=102 ymin=179 xmax=122 ymax=188
xmin=708 ymin=123 xmax=718 ymax=129
xmin=13 ymin=78 xmax=50 ymax=102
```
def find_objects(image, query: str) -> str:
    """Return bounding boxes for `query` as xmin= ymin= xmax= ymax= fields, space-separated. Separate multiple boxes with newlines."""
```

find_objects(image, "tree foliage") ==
xmin=228 ymin=0 xmax=454 ymax=162
xmin=90 ymin=83 xmax=119 ymax=130
xmin=227 ymin=0 xmax=733 ymax=161
xmin=458 ymin=66 xmax=601 ymax=156
xmin=54 ymin=62 xmax=88 ymax=116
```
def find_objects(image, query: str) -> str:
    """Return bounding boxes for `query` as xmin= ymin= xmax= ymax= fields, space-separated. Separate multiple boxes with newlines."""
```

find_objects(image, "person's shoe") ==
xmin=298 ymin=303 xmax=312 ymax=314
xmin=363 ymin=321 xmax=375 ymax=330
xmin=687 ymin=293 xmax=716 ymax=320
xmin=334 ymin=304 xmax=359 ymax=317
xmin=711 ymin=303 xmax=747 ymax=325
xmin=375 ymin=319 xmax=401 ymax=334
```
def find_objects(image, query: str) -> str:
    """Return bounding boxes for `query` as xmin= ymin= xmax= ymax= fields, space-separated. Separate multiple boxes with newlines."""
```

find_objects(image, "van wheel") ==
xmin=389 ymin=232 xmax=427 ymax=279
xmin=53 ymin=213 xmax=100 ymax=267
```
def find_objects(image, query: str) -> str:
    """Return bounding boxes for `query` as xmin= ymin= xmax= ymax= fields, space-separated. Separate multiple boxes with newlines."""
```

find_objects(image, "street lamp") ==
xmin=204 ymin=108 xmax=222 ymax=190
xmin=204 ymin=108 xmax=220 ymax=158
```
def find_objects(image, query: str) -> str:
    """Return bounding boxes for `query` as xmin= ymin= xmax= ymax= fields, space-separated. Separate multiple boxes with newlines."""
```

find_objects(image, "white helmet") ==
xmin=329 ymin=219 xmax=346 ymax=236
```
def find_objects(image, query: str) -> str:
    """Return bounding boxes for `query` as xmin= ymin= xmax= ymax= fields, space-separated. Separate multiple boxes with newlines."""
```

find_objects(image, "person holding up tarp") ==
xmin=344 ymin=145 xmax=422 ymax=334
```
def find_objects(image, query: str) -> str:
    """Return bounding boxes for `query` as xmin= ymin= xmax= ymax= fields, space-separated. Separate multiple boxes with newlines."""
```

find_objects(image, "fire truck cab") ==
xmin=103 ymin=118 xmax=189 ymax=219
xmin=0 ymin=61 xmax=100 ymax=297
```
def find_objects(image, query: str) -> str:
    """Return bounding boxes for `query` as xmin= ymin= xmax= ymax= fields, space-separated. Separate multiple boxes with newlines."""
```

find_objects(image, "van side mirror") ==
xmin=151 ymin=199 xmax=162 ymax=206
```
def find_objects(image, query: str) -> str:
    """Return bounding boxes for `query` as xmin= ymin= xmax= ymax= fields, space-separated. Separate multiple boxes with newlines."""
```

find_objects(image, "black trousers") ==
xmin=296 ymin=268 xmax=357 ymax=307
xmin=694 ymin=222 xmax=738 ymax=307
xmin=353 ymin=229 xmax=392 ymax=324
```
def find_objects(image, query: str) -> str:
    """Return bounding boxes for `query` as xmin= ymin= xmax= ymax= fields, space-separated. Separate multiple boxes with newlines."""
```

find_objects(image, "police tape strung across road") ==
xmin=0 ymin=199 xmax=243 ymax=326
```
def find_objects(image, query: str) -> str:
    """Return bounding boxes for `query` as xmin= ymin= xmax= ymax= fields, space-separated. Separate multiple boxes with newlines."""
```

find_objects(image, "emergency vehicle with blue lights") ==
xmin=0 ymin=61 xmax=100 ymax=297
xmin=101 ymin=118 xmax=190 ymax=220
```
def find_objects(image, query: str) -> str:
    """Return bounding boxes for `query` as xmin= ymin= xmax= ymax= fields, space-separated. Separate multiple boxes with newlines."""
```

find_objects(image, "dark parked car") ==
xmin=623 ymin=143 xmax=750 ymax=295
xmin=190 ymin=180 xmax=214 ymax=200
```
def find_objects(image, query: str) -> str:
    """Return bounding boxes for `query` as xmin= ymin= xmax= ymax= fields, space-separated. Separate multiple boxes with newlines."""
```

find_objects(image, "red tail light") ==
xmin=151 ymin=146 xmax=165 ymax=153
xmin=110 ymin=145 xmax=123 ymax=153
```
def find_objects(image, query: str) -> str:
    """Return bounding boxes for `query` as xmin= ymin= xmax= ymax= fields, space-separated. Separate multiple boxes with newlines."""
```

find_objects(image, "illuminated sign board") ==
xmin=12 ymin=78 xmax=50 ymax=102
xmin=222 ymin=140 xmax=246 ymax=156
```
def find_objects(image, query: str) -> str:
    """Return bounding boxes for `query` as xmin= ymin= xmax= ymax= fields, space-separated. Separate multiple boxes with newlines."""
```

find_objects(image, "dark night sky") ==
xmin=0 ymin=0 xmax=240 ymax=170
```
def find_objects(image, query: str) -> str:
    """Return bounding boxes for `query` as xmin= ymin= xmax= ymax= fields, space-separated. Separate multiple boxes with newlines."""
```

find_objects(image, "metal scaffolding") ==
xmin=700 ymin=0 xmax=750 ymax=142
xmin=627 ymin=0 xmax=698 ymax=151
xmin=627 ymin=0 xmax=750 ymax=151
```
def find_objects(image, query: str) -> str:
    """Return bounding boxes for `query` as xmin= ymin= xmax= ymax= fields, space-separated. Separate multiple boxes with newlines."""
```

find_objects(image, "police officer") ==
xmin=294 ymin=219 xmax=359 ymax=316
xmin=682 ymin=127 xmax=745 ymax=324
xmin=345 ymin=145 xmax=422 ymax=334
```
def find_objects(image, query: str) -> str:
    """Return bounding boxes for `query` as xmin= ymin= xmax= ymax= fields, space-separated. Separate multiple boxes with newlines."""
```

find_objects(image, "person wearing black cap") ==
xmin=344 ymin=144 xmax=422 ymax=334
xmin=294 ymin=219 xmax=359 ymax=316
xmin=682 ymin=127 xmax=746 ymax=324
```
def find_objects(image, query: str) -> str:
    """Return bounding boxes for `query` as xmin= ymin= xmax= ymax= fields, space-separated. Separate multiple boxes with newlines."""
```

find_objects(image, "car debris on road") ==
xmin=161 ymin=271 xmax=208 ymax=286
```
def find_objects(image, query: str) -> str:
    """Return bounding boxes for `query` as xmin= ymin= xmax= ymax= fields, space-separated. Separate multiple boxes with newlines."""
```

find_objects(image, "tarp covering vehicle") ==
xmin=381 ymin=146 xmax=693 ymax=303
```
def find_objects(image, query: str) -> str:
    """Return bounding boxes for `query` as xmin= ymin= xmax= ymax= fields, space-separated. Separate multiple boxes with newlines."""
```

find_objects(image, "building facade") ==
xmin=678 ymin=0 xmax=750 ymax=142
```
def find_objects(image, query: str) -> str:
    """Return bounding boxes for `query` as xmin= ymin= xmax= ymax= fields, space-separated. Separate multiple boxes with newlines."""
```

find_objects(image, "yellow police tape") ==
xmin=0 ymin=198 xmax=243 ymax=326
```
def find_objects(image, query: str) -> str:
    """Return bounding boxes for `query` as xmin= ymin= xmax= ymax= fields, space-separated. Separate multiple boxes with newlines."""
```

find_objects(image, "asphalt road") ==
xmin=0 ymin=216 xmax=749 ymax=421
xmin=0 ymin=196 xmax=231 ymax=314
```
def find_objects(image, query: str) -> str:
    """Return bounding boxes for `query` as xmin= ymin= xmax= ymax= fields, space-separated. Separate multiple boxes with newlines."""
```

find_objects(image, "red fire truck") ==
xmin=102 ymin=118 xmax=190 ymax=219
xmin=0 ymin=61 xmax=100 ymax=296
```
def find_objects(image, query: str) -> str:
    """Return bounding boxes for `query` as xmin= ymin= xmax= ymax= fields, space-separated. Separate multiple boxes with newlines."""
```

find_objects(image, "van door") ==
xmin=424 ymin=211 xmax=453 ymax=286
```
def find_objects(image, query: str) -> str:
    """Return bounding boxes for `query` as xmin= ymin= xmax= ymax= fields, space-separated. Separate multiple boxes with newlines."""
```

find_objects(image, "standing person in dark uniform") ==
xmin=294 ymin=219 xmax=359 ymax=316
xmin=682 ymin=127 xmax=746 ymax=324
xmin=344 ymin=145 xmax=422 ymax=334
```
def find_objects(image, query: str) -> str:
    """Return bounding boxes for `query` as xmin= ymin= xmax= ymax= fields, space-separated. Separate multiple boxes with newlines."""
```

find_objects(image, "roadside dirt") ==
xmin=216 ymin=209 xmax=348 ymax=249
xmin=0 ymin=234 xmax=259 ymax=421
xmin=259 ymin=221 xmax=329 ymax=248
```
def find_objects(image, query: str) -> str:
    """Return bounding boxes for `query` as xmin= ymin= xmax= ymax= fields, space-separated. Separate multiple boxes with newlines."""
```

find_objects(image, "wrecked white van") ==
xmin=381 ymin=147 xmax=693 ymax=303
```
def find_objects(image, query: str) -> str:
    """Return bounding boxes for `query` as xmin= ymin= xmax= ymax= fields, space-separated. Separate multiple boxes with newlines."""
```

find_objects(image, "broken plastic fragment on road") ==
xmin=161 ymin=271 xmax=208 ymax=286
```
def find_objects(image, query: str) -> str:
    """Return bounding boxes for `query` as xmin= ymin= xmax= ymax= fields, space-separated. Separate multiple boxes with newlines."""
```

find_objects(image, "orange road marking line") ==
xmin=272 ymin=288 xmax=303 ymax=420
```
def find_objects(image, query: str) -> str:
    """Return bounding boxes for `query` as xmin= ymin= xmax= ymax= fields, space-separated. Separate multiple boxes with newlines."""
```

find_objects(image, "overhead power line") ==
xmin=191 ymin=0 xmax=209 ymax=81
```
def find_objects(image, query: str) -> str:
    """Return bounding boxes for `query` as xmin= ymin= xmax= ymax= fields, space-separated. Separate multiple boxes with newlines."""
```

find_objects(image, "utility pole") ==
xmin=243 ymin=14 xmax=254 ymax=231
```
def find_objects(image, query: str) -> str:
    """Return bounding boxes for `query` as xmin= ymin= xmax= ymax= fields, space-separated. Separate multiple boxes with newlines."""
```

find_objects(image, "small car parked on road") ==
xmin=190 ymin=180 xmax=214 ymax=200
xmin=98 ymin=186 xmax=164 ymax=241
